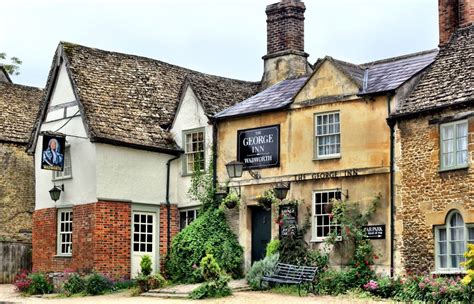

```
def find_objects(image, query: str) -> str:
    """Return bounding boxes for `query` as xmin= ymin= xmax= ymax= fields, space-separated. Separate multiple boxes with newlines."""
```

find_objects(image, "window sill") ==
xmin=438 ymin=165 xmax=469 ymax=173
xmin=52 ymin=176 xmax=73 ymax=182
xmin=313 ymin=155 xmax=341 ymax=161
xmin=54 ymin=255 xmax=72 ymax=258
xmin=310 ymin=236 xmax=341 ymax=243
xmin=431 ymin=270 xmax=466 ymax=275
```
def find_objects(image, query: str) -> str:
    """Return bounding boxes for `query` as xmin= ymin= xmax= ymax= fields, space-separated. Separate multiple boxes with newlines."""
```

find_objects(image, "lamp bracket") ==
xmin=248 ymin=169 xmax=261 ymax=179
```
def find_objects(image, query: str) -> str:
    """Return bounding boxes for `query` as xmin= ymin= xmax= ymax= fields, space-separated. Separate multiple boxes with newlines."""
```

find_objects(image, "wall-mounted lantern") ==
xmin=225 ymin=161 xmax=244 ymax=179
xmin=49 ymin=184 xmax=64 ymax=202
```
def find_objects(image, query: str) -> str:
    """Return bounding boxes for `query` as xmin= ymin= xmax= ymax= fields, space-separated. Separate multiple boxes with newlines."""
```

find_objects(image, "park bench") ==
xmin=260 ymin=262 xmax=319 ymax=296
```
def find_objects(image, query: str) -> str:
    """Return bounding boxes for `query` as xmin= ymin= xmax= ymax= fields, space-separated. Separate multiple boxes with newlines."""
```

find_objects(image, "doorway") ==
xmin=251 ymin=207 xmax=271 ymax=263
xmin=131 ymin=212 xmax=157 ymax=278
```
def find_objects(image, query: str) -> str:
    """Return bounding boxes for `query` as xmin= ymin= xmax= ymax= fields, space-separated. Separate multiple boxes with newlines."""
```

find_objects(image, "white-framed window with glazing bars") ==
xmin=315 ymin=112 xmax=340 ymax=159
xmin=312 ymin=189 xmax=342 ymax=241
xmin=183 ymin=128 xmax=205 ymax=175
xmin=440 ymin=120 xmax=469 ymax=171
xmin=57 ymin=209 xmax=73 ymax=256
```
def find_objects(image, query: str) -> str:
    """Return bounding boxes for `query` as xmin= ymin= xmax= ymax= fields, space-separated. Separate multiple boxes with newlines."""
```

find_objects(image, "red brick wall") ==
xmin=439 ymin=0 xmax=474 ymax=45
xmin=159 ymin=204 xmax=179 ymax=260
xmin=266 ymin=0 xmax=306 ymax=55
xmin=32 ymin=201 xmax=131 ymax=278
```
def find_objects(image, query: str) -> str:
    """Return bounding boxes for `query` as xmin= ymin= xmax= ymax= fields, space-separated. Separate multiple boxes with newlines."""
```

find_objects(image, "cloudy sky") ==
xmin=1 ymin=0 xmax=438 ymax=88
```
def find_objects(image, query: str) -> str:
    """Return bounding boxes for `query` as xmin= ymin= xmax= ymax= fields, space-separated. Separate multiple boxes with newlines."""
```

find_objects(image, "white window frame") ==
xmin=434 ymin=211 xmax=474 ymax=273
xmin=52 ymin=146 xmax=72 ymax=181
xmin=57 ymin=209 xmax=73 ymax=256
xmin=314 ymin=112 xmax=341 ymax=160
xmin=182 ymin=128 xmax=205 ymax=175
xmin=179 ymin=208 xmax=198 ymax=231
xmin=439 ymin=120 xmax=469 ymax=171
xmin=311 ymin=189 xmax=342 ymax=242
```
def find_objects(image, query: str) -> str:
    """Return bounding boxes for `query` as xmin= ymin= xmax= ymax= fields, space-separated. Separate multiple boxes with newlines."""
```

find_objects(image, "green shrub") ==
xmin=27 ymin=273 xmax=54 ymax=295
xmin=140 ymin=255 xmax=153 ymax=276
xmin=63 ymin=273 xmax=86 ymax=295
xmin=200 ymin=254 xmax=221 ymax=281
xmin=113 ymin=279 xmax=136 ymax=291
xmin=316 ymin=270 xmax=358 ymax=295
xmin=246 ymin=253 xmax=279 ymax=290
xmin=265 ymin=239 xmax=280 ymax=257
xmin=84 ymin=273 xmax=112 ymax=295
xmin=189 ymin=274 xmax=232 ymax=299
xmin=461 ymin=243 xmax=474 ymax=286
xmin=165 ymin=208 xmax=243 ymax=283
xmin=148 ymin=273 xmax=167 ymax=290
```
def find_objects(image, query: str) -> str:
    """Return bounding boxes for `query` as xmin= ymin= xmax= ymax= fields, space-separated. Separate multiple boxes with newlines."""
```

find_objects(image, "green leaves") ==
xmin=0 ymin=52 xmax=22 ymax=76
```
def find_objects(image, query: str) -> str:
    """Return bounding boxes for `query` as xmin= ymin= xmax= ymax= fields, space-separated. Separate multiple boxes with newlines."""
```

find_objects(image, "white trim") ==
xmin=311 ymin=189 xmax=342 ymax=241
xmin=439 ymin=119 xmax=469 ymax=171
xmin=314 ymin=111 xmax=341 ymax=159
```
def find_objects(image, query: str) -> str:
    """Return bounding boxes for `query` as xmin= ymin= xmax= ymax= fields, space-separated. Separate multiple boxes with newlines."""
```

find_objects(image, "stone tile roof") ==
xmin=0 ymin=82 xmax=43 ymax=144
xmin=35 ymin=42 xmax=259 ymax=152
xmin=215 ymin=77 xmax=308 ymax=119
xmin=360 ymin=49 xmax=438 ymax=95
xmin=395 ymin=25 xmax=473 ymax=115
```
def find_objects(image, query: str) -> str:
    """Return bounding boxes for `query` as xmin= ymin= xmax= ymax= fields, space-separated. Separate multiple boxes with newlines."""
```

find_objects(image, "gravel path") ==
xmin=0 ymin=284 xmax=387 ymax=304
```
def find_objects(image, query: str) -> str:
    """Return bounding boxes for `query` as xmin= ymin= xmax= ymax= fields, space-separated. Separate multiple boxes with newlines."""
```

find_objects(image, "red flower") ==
xmin=373 ymin=255 xmax=379 ymax=260
xmin=364 ymin=260 xmax=369 ymax=265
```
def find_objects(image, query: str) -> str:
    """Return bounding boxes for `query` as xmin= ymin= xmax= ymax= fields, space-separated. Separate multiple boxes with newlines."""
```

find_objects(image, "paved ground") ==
xmin=0 ymin=284 xmax=387 ymax=303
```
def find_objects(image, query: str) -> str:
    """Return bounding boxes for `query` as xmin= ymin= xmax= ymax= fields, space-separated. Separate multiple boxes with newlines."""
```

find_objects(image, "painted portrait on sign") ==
xmin=41 ymin=134 xmax=65 ymax=171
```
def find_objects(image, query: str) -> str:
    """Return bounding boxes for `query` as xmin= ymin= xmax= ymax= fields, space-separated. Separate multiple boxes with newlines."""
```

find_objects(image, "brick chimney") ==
xmin=439 ymin=0 xmax=474 ymax=45
xmin=262 ymin=0 xmax=311 ymax=88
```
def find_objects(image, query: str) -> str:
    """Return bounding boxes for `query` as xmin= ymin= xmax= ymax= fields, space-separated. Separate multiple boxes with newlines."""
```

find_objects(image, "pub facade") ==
xmin=214 ymin=0 xmax=437 ymax=272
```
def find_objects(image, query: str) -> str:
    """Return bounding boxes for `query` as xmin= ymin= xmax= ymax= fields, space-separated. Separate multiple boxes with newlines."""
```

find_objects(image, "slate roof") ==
xmin=33 ymin=42 xmax=259 ymax=152
xmin=214 ymin=77 xmax=308 ymax=119
xmin=216 ymin=49 xmax=437 ymax=119
xmin=360 ymin=49 xmax=438 ymax=94
xmin=395 ymin=25 xmax=473 ymax=115
xmin=0 ymin=82 xmax=43 ymax=144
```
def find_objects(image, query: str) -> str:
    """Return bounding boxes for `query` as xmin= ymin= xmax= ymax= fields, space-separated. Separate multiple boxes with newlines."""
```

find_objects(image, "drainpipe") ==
xmin=212 ymin=120 xmax=218 ymax=189
xmin=166 ymin=155 xmax=180 ymax=254
xmin=387 ymin=92 xmax=395 ymax=277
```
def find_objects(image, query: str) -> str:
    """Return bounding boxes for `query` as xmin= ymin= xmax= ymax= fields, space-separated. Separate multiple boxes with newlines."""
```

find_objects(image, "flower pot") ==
xmin=225 ymin=200 xmax=237 ymax=209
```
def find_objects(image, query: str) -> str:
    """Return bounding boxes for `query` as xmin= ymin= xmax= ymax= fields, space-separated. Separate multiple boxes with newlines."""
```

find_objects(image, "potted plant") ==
xmin=222 ymin=192 xmax=240 ymax=209
xmin=256 ymin=189 xmax=277 ymax=210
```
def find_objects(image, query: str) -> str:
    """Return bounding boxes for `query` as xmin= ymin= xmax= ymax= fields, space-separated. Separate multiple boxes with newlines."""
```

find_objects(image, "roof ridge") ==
xmin=361 ymin=49 xmax=438 ymax=67
xmin=60 ymin=41 xmax=260 ymax=85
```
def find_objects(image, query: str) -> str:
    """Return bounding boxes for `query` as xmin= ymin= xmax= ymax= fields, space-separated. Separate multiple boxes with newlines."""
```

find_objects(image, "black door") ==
xmin=251 ymin=207 xmax=271 ymax=263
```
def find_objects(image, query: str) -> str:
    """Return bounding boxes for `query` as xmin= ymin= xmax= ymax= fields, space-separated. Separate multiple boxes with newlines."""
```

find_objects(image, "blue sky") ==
xmin=1 ymin=0 xmax=438 ymax=88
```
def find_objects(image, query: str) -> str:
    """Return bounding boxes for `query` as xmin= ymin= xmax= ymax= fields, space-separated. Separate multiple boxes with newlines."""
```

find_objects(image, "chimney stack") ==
xmin=262 ymin=0 xmax=311 ymax=88
xmin=439 ymin=0 xmax=474 ymax=45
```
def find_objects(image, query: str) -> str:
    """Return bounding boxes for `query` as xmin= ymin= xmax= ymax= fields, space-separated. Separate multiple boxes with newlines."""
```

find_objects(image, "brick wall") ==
xmin=158 ymin=204 xmax=179 ymax=262
xmin=0 ymin=143 xmax=34 ymax=242
xmin=266 ymin=0 xmax=305 ymax=55
xmin=439 ymin=0 xmax=474 ymax=45
xmin=32 ymin=201 xmax=132 ymax=278
xmin=395 ymin=109 xmax=474 ymax=274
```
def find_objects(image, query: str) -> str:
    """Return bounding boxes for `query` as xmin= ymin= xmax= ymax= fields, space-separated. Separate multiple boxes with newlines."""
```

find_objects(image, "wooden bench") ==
xmin=260 ymin=262 xmax=319 ymax=296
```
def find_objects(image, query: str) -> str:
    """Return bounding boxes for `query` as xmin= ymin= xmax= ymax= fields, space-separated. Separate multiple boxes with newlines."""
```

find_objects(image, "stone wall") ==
xmin=395 ymin=109 xmax=474 ymax=274
xmin=0 ymin=143 xmax=34 ymax=242
xmin=32 ymin=201 xmax=132 ymax=278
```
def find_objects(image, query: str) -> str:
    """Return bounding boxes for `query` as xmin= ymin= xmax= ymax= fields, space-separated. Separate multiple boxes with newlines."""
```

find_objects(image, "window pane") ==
xmin=468 ymin=227 xmax=474 ymax=243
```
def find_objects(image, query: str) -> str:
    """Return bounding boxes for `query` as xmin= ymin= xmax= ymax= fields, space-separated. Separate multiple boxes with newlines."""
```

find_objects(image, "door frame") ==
xmin=250 ymin=205 xmax=272 ymax=263
xmin=131 ymin=204 xmax=160 ymax=278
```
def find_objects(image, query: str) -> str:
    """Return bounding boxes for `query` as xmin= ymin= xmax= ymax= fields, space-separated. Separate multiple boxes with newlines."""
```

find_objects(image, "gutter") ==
xmin=166 ymin=154 xmax=180 ymax=254
xmin=386 ymin=92 xmax=396 ymax=278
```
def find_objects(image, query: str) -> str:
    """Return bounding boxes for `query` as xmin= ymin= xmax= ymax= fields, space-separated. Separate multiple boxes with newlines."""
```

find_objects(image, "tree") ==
xmin=0 ymin=52 xmax=22 ymax=75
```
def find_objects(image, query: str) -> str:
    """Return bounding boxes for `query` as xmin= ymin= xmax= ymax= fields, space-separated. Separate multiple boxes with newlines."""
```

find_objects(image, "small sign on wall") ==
xmin=41 ymin=134 xmax=66 ymax=171
xmin=363 ymin=225 xmax=386 ymax=239
xmin=237 ymin=125 xmax=280 ymax=169
xmin=279 ymin=204 xmax=298 ymax=238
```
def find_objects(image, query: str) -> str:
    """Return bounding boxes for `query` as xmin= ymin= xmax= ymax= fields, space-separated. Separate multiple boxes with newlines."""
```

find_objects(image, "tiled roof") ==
xmin=215 ymin=77 xmax=308 ymax=119
xmin=34 ymin=42 xmax=259 ymax=152
xmin=395 ymin=25 xmax=473 ymax=115
xmin=360 ymin=49 xmax=438 ymax=94
xmin=0 ymin=82 xmax=43 ymax=144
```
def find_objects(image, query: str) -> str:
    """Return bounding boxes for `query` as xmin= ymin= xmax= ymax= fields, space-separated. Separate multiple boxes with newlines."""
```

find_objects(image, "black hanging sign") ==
xmin=363 ymin=225 xmax=386 ymax=239
xmin=279 ymin=204 xmax=298 ymax=238
xmin=237 ymin=125 xmax=280 ymax=169
xmin=41 ymin=134 xmax=66 ymax=171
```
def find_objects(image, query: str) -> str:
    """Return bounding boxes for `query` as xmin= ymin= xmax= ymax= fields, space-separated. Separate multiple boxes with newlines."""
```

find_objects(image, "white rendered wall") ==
xmin=96 ymin=143 xmax=174 ymax=205
xmin=170 ymin=86 xmax=213 ymax=208
xmin=35 ymin=62 xmax=97 ymax=210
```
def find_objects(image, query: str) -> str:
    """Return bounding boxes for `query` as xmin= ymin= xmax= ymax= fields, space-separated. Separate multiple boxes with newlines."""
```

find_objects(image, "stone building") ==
xmin=28 ymin=42 xmax=258 ymax=278
xmin=214 ymin=0 xmax=437 ymax=273
xmin=390 ymin=0 xmax=473 ymax=274
xmin=0 ymin=66 xmax=43 ymax=242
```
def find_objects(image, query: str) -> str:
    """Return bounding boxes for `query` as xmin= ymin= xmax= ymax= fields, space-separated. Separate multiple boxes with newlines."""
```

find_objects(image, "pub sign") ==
xmin=237 ymin=125 xmax=280 ymax=169
xmin=41 ymin=134 xmax=66 ymax=171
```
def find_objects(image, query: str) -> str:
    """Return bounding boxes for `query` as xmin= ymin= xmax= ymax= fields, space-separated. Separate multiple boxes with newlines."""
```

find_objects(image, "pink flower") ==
xmin=418 ymin=282 xmax=426 ymax=289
